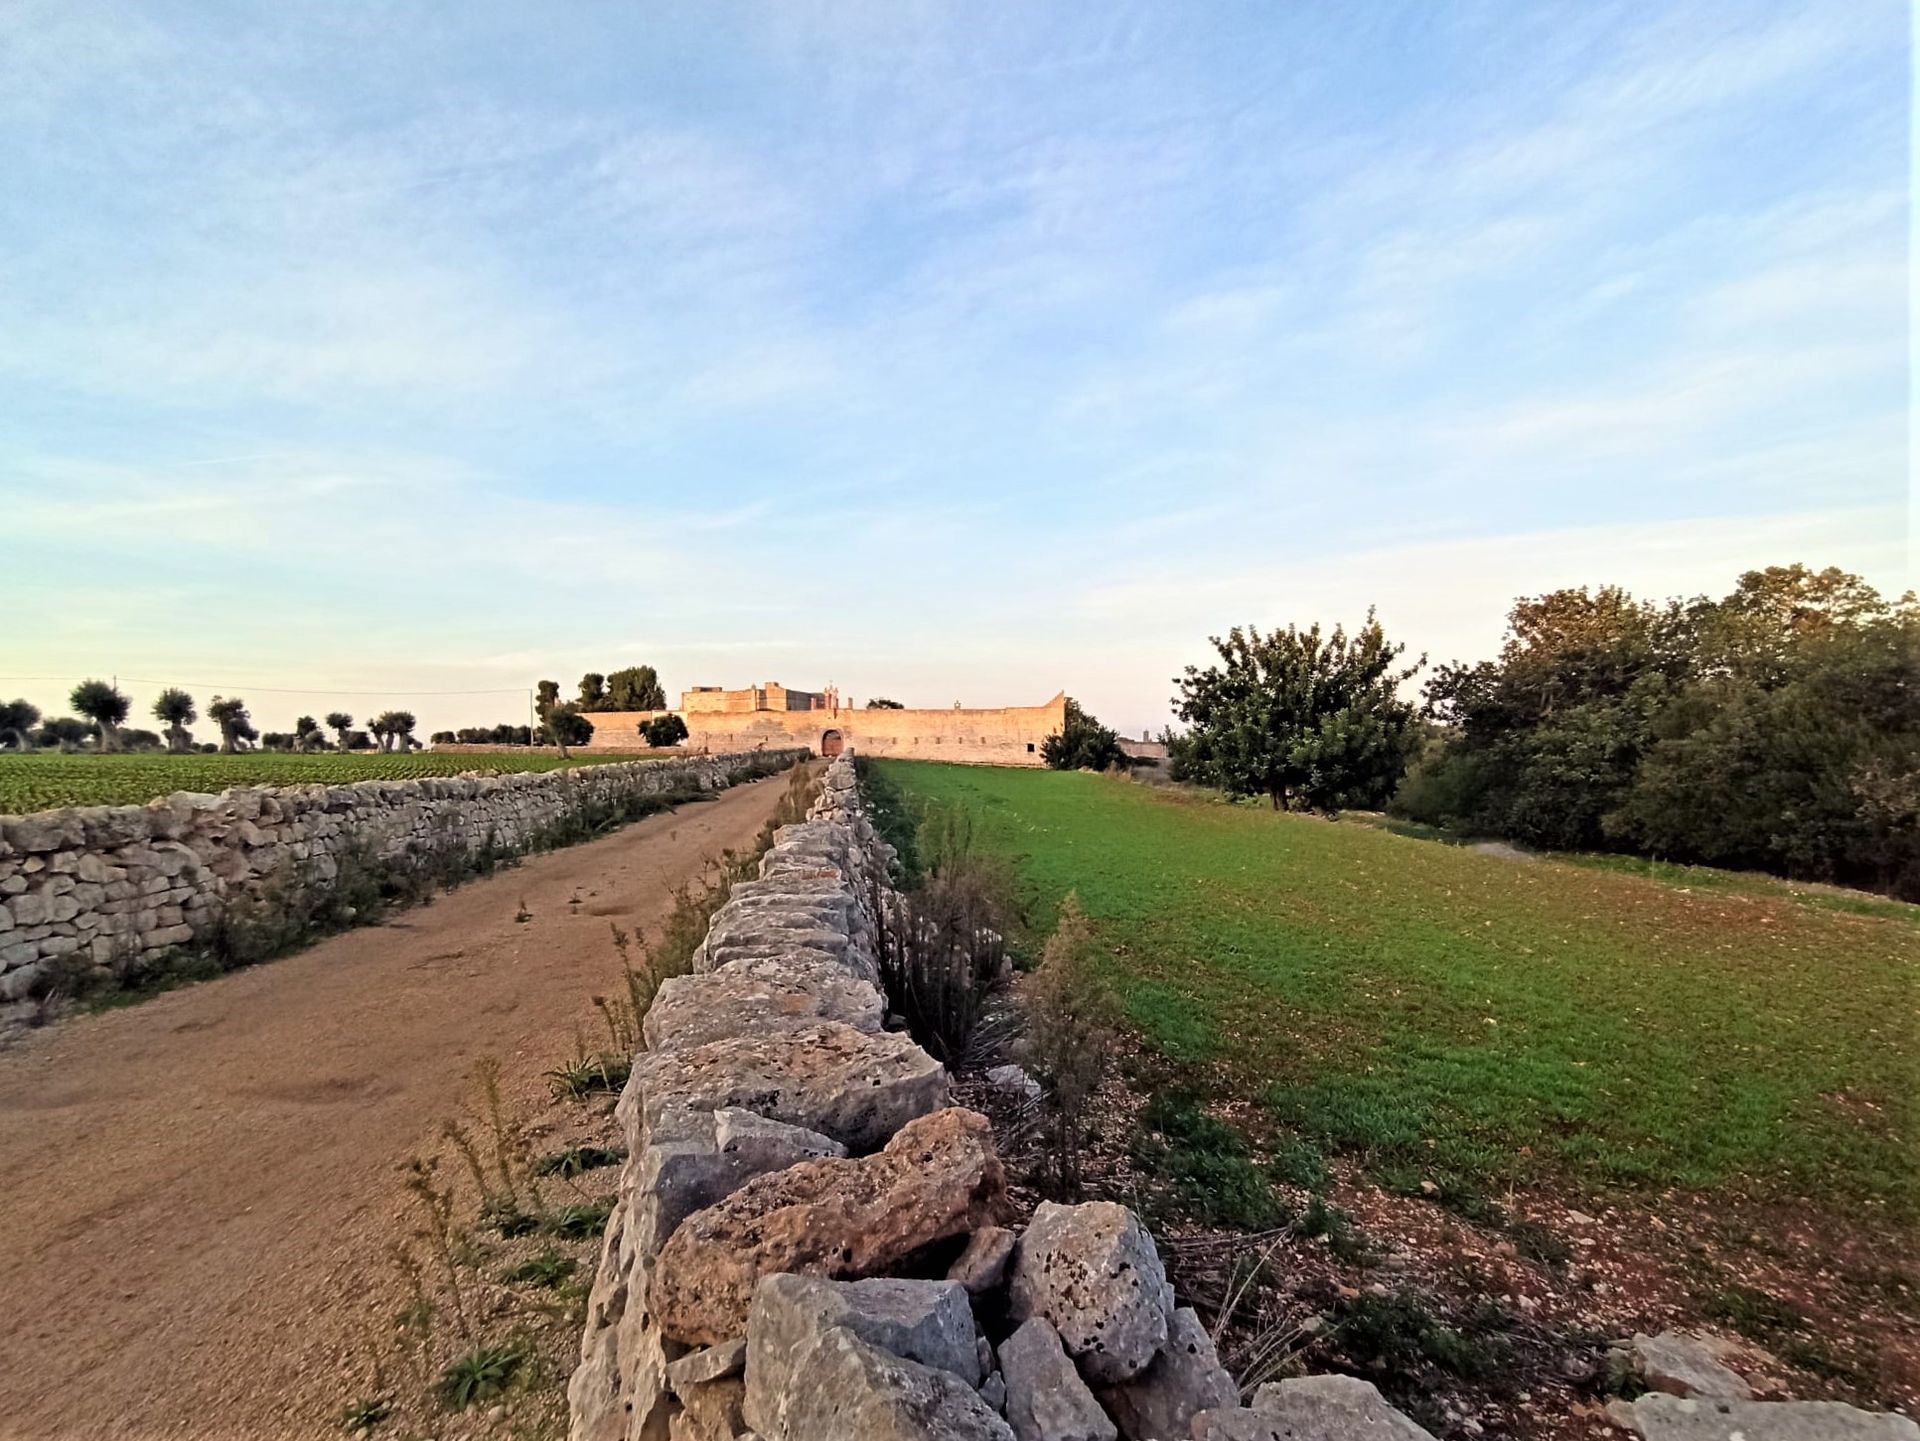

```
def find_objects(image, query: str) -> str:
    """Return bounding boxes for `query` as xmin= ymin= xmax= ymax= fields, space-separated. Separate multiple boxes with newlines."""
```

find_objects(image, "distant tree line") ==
xmin=0 ymin=684 xmax=421 ymax=757
xmin=1399 ymin=564 xmax=1917 ymax=898
xmin=1152 ymin=563 xmax=1917 ymax=900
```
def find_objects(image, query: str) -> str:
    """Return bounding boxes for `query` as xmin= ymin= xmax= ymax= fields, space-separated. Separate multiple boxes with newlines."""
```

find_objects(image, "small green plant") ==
xmin=545 ymin=1050 xmax=630 ymax=1100
xmin=533 ymin=1144 xmax=625 ymax=1178
xmin=1703 ymin=1283 xmax=1806 ymax=1342
xmin=544 ymin=1201 xmax=613 ymax=1239
xmin=500 ymin=1251 xmax=577 ymax=1288
xmin=337 ymin=1396 xmax=391 ymax=1432
xmin=1136 ymin=1090 xmax=1286 ymax=1229
xmin=480 ymin=1195 xmax=538 ymax=1237
xmin=1267 ymin=1137 xmax=1330 ymax=1190
xmin=436 ymin=1338 xmax=527 ymax=1409
xmin=1330 ymin=1290 xmax=1509 ymax=1381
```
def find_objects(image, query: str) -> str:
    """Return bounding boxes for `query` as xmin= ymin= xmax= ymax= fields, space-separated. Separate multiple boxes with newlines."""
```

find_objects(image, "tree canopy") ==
xmin=1171 ymin=614 xmax=1423 ymax=811
xmin=0 ymin=699 xmax=41 ymax=750
xmin=641 ymin=712 xmax=690 ymax=747
xmin=207 ymin=696 xmax=256 ymax=753
xmin=152 ymin=688 xmax=197 ymax=752
xmin=1042 ymin=698 xmax=1125 ymax=772
xmin=1400 ymin=565 xmax=1920 ymax=898
xmin=70 ymin=679 xmax=131 ymax=751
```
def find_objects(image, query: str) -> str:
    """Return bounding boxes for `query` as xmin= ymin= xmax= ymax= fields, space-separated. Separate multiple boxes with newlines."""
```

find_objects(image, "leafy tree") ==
xmin=866 ymin=697 xmax=905 ymax=709
xmin=641 ymin=713 xmax=690 ymax=747
xmin=325 ymin=712 xmax=354 ymax=750
xmin=1412 ymin=587 xmax=1690 ymax=848
xmin=293 ymin=715 xmax=322 ymax=751
xmin=37 ymin=716 xmax=91 ymax=751
xmin=260 ymin=731 xmax=296 ymax=751
xmin=538 ymin=704 xmax=593 ymax=756
xmin=1173 ymin=613 xmax=1423 ymax=812
xmin=345 ymin=729 xmax=375 ymax=751
xmin=152 ymin=688 xmax=197 ymax=753
xmin=578 ymin=673 xmax=607 ymax=710
xmin=430 ymin=730 xmax=456 ymax=745
xmin=1400 ymin=565 xmax=1920 ymax=898
xmin=535 ymin=680 xmax=561 ymax=719
xmin=1041 ymin=699 xmax=1126 ymax=772
xmin=208 ymin=696 xmax=256 ymax=753
xmin=70 ymin=679 xmax=131 ymax=752
xmin=371 ymin=710 xmax=417 ymax=752
xmin=0 ymin=699 xmax=41 ymax=750
xmin=605 ymin=665 xmax=667 ymax=711
xmin=121 ymin=728 xmax=163 ymax=751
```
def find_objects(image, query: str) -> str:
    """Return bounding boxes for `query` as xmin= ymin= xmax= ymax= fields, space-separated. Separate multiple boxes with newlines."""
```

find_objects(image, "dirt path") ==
xmin=0 ymin=773 xmax=793 ymax=1441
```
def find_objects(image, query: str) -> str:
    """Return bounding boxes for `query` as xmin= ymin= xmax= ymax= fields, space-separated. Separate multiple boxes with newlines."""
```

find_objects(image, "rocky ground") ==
xmin=956 ymin=1041 xmax=1920 ymax=1440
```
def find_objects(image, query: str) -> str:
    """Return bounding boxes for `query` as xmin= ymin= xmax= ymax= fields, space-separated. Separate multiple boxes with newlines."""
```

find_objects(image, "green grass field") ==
xmin=0 ymin=750 xmax=647 ymax=814
xmin=872 ymin=760 xmax=1920 ymax=1218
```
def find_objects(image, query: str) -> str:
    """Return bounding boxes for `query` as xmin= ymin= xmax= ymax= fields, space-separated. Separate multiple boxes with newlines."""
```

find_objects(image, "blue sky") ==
xmin=3 ymin=1 xmax=1909 ymax=737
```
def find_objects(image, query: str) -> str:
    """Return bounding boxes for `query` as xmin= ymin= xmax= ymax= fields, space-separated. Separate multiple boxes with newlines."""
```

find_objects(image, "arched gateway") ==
xmin=819 ymin=728 xmax=845 ymax=757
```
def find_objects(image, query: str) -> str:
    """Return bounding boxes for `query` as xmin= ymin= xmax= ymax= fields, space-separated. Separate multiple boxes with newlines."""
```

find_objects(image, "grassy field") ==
xmin=0 ymin=750 xmax=651 ymax=814
xmin=871 ymin=760 xmax=1920 ymax=1218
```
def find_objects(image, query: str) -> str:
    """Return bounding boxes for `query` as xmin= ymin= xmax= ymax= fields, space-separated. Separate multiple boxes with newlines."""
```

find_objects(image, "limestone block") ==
xmin=650 ymin=1108 xmax=1008 ymax=1346
xmin=999 ymin=1318 xmax=1117 ymax=1441
xmin=759 ymin=1322 xmax=1013 ymax=1441
xmin=947 ymin=1225 xmax=1018 ymax=1295
xmin=628 ymin=1110 xmax=845 ymax=1262
xmin=643 ymin=966 xmax=883 ymax=1052
xmin=745 ymin=1274 xmax=983 ymax=1435
xmin=1007 ymin=1202 xmax=1173 ymax=1384
xmin=624 ymin=1021 xmax=947 ymax=1155
xmin=1096 ymin=1307 xmax=1237 ymax=1440
xmin=1626 ymin=1332 xmax=1753 ymax=1401
xmin=1613 ymin=1397 xmax=1918 ymax=1440
xmin=1238 ymin=1376 xmax=1435 ymax=1439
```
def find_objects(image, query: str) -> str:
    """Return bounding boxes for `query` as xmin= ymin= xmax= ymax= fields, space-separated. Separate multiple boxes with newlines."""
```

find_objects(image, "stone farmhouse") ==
xmin=588 ymin=683 xmax=1067 ymax=766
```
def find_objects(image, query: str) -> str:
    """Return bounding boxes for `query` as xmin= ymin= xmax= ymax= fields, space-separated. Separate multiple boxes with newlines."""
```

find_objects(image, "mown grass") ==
xmin=871 ymin=761 xmax=1920 ymax=1217
xmin=0 ymin=749 xmax=660 ymax=813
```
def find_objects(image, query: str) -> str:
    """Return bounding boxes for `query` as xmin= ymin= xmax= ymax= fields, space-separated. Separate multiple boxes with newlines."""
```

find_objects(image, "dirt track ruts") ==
xmin=0 ymin=772 xmax=793 ymax=1441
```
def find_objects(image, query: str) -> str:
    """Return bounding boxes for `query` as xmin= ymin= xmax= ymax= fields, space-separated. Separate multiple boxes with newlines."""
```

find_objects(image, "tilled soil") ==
xmin=0 ymin=774 xmax=791 ymax=1441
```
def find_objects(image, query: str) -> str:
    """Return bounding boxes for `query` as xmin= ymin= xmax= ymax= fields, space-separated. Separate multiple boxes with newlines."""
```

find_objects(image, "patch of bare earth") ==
xmin=0 ymin=773 xmax=793 ymax=1441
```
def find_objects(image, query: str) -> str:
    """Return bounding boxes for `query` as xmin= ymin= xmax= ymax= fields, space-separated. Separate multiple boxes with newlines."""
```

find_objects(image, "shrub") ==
xmin=1017 ymin=893 xmax=1115 ymax=1199
xmin=1042 ymin=698 xmax=1126 ymax=772
xmin=641 ymin=713 xmax=689 ymax=747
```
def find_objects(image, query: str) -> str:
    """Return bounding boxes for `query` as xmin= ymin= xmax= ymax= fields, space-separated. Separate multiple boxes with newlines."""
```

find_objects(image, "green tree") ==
xmin=865 ymin=697 xmax=905 ymax=709
xmin=1174 ymin=613 xmax=1423 ymax=811
xmin=641 ymin=713 xmax=689 ymax=747
xmin=540 ymin=704 xmax=593 ymax=757
xmin=208 ymin=696 xmax=255 ymax=753
xmin=152 ymin=688 xmax=197 ymax=753
xmin=577 ymin=673 xmax=607 ymax=710
xmin=325 ymin=711 xmax=354 ymax=750
xmin=371 ymin=710 xmax=417 ymax=752
xmin=605 ymin=666 xmax=666 ymax=711
xmin=535 ymin=680 xmax=561 ymax=725
xmin=0 ymin=699 xmax=42 ymax=750
xmin=38 ymin=716 xmax=91 ymax=752
xmin=70 ymin=679 xmax=131 ymax=752
xmin=293 ymin=715 xmax=322 ymax=751
xmin=1041 ymin=698 xmax=1125 ymax=771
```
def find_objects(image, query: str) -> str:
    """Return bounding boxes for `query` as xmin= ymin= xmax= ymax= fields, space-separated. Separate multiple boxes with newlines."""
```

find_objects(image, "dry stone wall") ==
xmin=0 ymin=750 xmax=805 ymax=1012
xmin=573 ymin=754 xmax=1920 ymax=1441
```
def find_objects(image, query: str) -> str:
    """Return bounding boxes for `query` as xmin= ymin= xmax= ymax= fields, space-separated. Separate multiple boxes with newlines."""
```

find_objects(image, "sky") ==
xmin=2 ymin=0 xmax=1910 ymax=739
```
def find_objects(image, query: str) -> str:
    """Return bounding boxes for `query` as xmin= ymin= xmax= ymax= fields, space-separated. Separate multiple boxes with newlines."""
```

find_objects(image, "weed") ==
xmin=500 ymin=1251 xmax=577 ymax=1289
xmin=1509 ymin=1217 xmax=1571 ymax=1268
xmin=1267 ymin=1137 xmax=1331 ymax=1190
xmin=545 ymin=1049 xmax=630 ymax=1101
xmin=1017 ymin=893 xmax=1115 ymax=1200
xmin=337 ymin=1396 xmax=391 ymax=1432
xmin=1702 ymin=1283 xmax=1806 ymax=1342
xmin=544 ymin=1201 xmax=613 ymax=1240
xmin=1136 ymin=1091 xmax=1286 ymax=1229
xmin=532 ymin=1145 xmax=625 ymax=1178
xmin=1330 ymin=1290 xmax=1510 ymax=1381
xmin=480 ymin=1195 xmax=538 ymax=1238
xmin=435 ymin=1338 xmax=527 ymax=1410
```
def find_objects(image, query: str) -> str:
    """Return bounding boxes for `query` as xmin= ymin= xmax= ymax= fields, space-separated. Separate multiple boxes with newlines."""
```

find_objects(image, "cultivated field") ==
xmin=0 ymin=750 xmax=649 ymax=814
xmin=873 ymin=760 xmax=1918 ymax=1215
